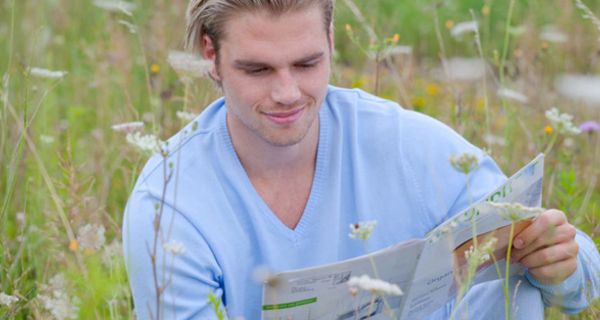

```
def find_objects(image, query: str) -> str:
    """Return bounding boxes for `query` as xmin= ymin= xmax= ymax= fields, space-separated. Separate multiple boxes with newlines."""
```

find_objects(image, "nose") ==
xmin=270 ymin=70 xmax=301 ymax=106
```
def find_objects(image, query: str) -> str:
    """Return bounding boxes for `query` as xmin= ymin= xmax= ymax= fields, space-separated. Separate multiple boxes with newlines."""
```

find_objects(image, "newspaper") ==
xmin=262 ymin=154 xmax=545 ymax=320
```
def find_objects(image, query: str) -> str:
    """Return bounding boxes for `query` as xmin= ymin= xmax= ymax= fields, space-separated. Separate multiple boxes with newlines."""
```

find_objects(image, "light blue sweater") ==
xmin=124 ymin=86 xmax=600 ymax=319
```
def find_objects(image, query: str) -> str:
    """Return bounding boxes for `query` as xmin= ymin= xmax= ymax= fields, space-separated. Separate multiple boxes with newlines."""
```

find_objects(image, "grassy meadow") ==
xmin=1 ymin=0 xmax=599 ymax=318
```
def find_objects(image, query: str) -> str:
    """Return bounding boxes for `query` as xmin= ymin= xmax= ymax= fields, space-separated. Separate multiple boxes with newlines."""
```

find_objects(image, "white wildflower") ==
xmin=16 ymin=212 xmax=26 ymax=225
xmin=163 ymin=240 xmax=186 ymax=256
xmin=76 ymin=224 xmax=106 ymax=251
xmin=111 ymin=121 xmax=144 ymax=133
xmin=450 ymin=153 xmax=479 ymax=174
xmin=92 ymin=0 xmax=136 ymax=16
xmin=545 ymin=107 xmax=582 ymax=135
xmin=40 ymin=134 xmax=55 ymax=144
xmin=380 ymin=45 xmax=413 ymax=59
xmin=347 ymin=275 xmax=403 ymax=296
xmin=555 ymin=74 xmax=600 ymax=106
xmin=167 ymin=51 xmax=212 ymax=79
xmin=464 ymin=237 xmax=498 ymax=266
xmin=29 ymin=67 xmax=68 ymax=79
xmin=451 ymin=21 xmax=479 ymax=38
xmin=126 ymin=131 xmax=163 ymax=153
xmin=176 ymin=111 xmax=197 ymax=122
xmin=482 ymin=134 xmax=506 ymax=146
xmin=0 ymin=292 xmax=19 ymax=307
xmin=101 ymin=240 xmax=123 ymax=267
xmin=487 ymin=202 xmax=545 ymax=221
xmin=540 ymin=25 xmax=567 ymax=43
xmin=497 ymin=88 xmax=529 ymax=104
xmin=441 ymin=58 xmax=486 ymax=82
xmin=349 ymin=220 xmax=377 ymax=241
xmin=38 ymin=274 xmax=80 ymax=320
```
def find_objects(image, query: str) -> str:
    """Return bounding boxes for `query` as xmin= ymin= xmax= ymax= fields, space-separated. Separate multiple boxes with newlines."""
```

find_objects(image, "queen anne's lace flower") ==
xmin=349 ymin=220 xmax=377 ymax=241
xmin=450 ymin=153 xmax=479 ymax=174
xmin=111 ymin=121 xmax=144 ymax=133
xmin=176 ymin=111 xmax=198 ymax=122
xmin=76 ymin=224 xmax=106 ymax=251
xmin=168 ymin=51 xmax=212 ymax=79
xmin=451 ymin=21 xmax=478 ymax=37
xmin=347 ymin=275 xmax=403 ymax=296
xmin=29 ymin=67 xmax=68 ymax=79
xmin=545 ymin=108 xmax=582 ymax=135
xmin=38 ymin=274 xmax=80 ymax=320
xmin=0 ymin=292 xmax=19 ymax=307
xmin=126 ymin=132 xmax=163 ymax=154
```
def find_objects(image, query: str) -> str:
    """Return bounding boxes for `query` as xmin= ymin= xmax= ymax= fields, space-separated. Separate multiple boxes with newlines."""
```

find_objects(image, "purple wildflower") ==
xmin=579 ymin=121 xmax=600 ymax=133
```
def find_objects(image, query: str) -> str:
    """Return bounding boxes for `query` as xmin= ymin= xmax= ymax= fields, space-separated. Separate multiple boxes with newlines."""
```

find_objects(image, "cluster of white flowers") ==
xmin=163 ymin=240 xmax=186 ymax=256
xmin=38 ymin=274 xmax=80 ymax=320
xmin=29 ymin=67 xmax=68 ymax=79
xmin=111 ymin=121 xmax=144 ymax=133
xmin=540 ymin=25 xmax=567 ymax=43
xmin=92 ymin=0 xmax=136 ymax=16
xmin=167 ymin=51 xmax=212 ymax=80
xmin=126 ymin=131 xmax=163 ymax=154
xmin=349 ymin=220 xmax=377 ymax=241
xmin=555 ymin=74 xmax=600 ymax=106
xmin=441 ymin=58 xmax=486 ymax=82
xmin=464 ymin=237 xmax=498 ymax=266
xmin=76 ymin=223 xmax=106 ymax=251
xmin=449 ymin=153 xmax=479 ymax=174
xmin=0 ymin=292 xmax=19 ymax=307
xmin=451 ymin=21 xmax=479 ymax=38
xmin=497 ymin=88 xmax=529 ymax=104
xmin=487 ymin=202 xmax=545 ymax=221
xmin=101 ymin=240 xmax=123 ymax=267
xmin=545 ymin=107 xmax=582 ymax=135
xmin=40 ymin=134 xmax=56 ymax=144
xmin=176 ymin=111 xmax=198 ymax=122
xmin=380 ymin=45 xmax=413 ymax=59
xmin=347 ymin=275 xmax=403 ymax=296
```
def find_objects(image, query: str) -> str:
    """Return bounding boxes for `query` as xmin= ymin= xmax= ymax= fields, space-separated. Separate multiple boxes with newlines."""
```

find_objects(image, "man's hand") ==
xmin=511 ymin=209 xmax=579 ymax=284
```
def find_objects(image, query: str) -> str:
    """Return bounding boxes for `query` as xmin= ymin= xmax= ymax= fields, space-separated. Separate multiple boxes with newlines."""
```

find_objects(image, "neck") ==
xmin=227 ymin=114 xmax=320 ymax=180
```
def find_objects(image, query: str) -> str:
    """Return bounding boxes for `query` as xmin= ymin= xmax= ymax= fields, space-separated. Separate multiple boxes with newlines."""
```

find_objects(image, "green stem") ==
xmin=504 ymin=221 xmax=516 ymax=320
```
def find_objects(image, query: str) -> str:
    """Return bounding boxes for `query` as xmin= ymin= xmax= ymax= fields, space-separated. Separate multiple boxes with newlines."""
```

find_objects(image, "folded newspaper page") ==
xmin=262 ymin=154 xmax=545 ymax=320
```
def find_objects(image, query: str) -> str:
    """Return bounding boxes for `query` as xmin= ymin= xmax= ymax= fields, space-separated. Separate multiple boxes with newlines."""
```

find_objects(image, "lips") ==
xmin=263 ymin=107 xmax=305 ymax=125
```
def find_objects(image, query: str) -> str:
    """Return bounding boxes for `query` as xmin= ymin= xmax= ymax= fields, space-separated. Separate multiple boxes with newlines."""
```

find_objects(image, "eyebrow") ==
xmin=233 ymin=52 xmax=325 ymax=69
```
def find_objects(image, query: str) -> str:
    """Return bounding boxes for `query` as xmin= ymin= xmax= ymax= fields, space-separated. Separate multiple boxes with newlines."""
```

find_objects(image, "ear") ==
xmin=201 ymin=35 xmax=221 ymax=81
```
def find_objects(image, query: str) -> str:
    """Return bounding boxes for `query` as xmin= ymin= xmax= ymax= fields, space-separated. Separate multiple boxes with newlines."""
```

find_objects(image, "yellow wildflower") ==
xmin=425 ymin=83 xmax=440 ymax=97
xmin=481 ymin=5 xmax=491 ymax=16
xmin=544 ymin=125 xmax=554 ymax=135
xmin=150 ymin=63 xmax=160 ymax=74
xmin=345 ymin=24 xmax=352 ymax=32
xmin=392 ymin=33 xmax=400 ymax=43
xmin=445 ymin=20 xmax=455 ymax=29
xmin=541 ymin=42 xmax=549 ymax=50
xmin=412 ymin=96 xmax=425 ymax=109
xmin=68 ymin=239 xmax=79 ymax=252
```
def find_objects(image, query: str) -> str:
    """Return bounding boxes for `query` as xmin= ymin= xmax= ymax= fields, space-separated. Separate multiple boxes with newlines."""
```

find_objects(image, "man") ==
xmin=123 ymin=0 xmax=600 ymax=319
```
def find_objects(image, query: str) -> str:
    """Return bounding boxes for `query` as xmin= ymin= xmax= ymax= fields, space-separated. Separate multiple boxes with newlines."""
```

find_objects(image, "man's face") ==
xmin=203 ymin=6 xmax=332 ymax=147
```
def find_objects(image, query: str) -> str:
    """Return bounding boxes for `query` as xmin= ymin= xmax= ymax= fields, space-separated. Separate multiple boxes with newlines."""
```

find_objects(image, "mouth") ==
xmin=263 ymin=107 xmax=305 ymax=125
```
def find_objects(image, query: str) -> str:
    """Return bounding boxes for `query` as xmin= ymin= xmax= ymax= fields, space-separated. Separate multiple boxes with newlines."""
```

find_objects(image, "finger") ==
xmin=519 ymin=240 xmax=579 ymax=268
xmin=512 ymin=223 xmax=577 ymax=261
xmin=527 ymin=257 xmax=578 ymax=285
xmin=513 ymin=209 xmax=567 ymax=249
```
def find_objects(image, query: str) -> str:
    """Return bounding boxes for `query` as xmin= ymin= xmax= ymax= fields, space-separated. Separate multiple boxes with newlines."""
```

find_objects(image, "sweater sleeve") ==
xmin=524 ymin=230 xmax=600 ymax=314
xmin=123 ymin=186 xmax=224 ymax=320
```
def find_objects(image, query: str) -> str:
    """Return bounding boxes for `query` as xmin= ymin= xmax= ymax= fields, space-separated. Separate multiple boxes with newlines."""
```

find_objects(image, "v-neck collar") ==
xmin=217 ymin=101 xmax=330 ymax=243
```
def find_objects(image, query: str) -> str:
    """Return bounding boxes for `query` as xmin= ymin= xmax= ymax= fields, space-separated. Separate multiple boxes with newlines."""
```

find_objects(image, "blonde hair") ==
xmin=185 ymin=0 xmax=334 ymax=55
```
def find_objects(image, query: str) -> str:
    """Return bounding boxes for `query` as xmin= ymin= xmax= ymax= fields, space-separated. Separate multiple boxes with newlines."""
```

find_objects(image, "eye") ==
xmin=296 ymin=62 xmax=317 ymax=70
xmin=245 ymin=67 xmax=269 ymax=75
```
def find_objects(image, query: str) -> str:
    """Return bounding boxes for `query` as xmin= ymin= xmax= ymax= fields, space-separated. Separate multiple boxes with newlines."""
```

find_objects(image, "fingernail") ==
xmin=514 ymin=238 xmax=523 ymax=248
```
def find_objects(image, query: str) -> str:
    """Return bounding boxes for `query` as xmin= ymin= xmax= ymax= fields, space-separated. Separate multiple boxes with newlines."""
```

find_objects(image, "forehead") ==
xmin=219 ymin=6 xmax=329 ymax=62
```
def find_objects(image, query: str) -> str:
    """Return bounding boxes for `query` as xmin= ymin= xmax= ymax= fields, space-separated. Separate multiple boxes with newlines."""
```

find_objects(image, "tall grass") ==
xmin=1 ymin=0 xmax=599 ymax=319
